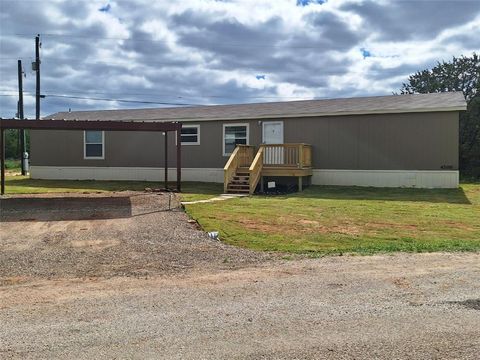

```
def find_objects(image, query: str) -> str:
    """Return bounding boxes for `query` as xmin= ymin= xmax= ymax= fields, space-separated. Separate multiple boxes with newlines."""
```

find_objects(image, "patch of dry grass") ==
xmin=3 ymin=176 xmax=222 ymax=202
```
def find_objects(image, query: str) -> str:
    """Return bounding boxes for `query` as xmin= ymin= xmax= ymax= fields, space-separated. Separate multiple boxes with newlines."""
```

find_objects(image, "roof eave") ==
xmin=156 ymin=105 xmax=468 ymax=122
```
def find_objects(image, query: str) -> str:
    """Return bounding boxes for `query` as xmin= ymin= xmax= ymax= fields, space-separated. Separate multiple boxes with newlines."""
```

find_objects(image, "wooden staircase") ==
xmin=226 ymin=167 xmax=250 ymax=193
xmin=224 ymin=144 xmax=312 ymax=195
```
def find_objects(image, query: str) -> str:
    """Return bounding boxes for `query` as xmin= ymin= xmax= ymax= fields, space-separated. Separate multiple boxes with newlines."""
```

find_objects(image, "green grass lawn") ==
xmin=185 ymin=184 xmax=480 ymax=255
xmin=3 ymin=176 xmax=223 ymax=202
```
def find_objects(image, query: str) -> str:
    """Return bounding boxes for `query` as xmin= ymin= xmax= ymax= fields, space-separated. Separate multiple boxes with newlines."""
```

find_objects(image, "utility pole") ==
xmin=18 ymin=60 xmax=26 ymax=175
xmin=35 ymin=34 xmax=41 ymax=120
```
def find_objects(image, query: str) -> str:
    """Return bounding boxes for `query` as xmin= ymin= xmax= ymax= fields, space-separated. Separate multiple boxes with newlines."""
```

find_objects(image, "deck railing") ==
xmin=223 ymin=145 xmax=255 ymax=193
xmin=261 ymin=143 xmax=312 ymax=168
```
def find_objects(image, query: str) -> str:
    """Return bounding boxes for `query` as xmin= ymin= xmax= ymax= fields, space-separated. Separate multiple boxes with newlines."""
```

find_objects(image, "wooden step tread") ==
xmin=228 ymin=184 xmax=249 ymax=188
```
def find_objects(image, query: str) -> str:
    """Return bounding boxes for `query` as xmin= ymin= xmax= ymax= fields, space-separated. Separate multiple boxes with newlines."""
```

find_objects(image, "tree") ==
xmin=4 ymin=130 xmax=30 ymax=159
xmin=400 ymin=53 xmax=480 ymax=177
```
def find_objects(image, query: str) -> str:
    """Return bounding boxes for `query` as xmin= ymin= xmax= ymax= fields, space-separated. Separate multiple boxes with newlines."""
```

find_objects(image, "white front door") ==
xmin=262 ymin=121 xmax=284 ymax=144
xmin=262 ymin=121 xmax=284 ymax=165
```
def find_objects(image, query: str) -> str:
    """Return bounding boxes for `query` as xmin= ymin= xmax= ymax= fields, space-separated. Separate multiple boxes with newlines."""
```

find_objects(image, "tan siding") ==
xmin=31 ymin=111 xmax=459 ymax=171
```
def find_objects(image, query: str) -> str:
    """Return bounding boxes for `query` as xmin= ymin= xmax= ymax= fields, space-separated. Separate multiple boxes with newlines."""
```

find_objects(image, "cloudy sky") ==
xmin=0 ymin=0 xmax=479 ymax=118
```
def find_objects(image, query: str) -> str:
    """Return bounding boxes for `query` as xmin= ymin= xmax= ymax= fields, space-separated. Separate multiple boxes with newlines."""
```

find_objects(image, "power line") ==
xmin=0 ymin=89 xmax=317 ymax=100
xmin=46 ymin=94 xmax=199 ymax=106
xmin=0 ymin=93 xmax=200 ymax=106
xmin=9 ymin=33 xmax=337 ymax=49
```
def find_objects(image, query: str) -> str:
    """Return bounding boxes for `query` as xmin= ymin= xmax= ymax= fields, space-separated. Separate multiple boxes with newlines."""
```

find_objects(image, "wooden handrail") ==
xmin=260 ymin=143 xmax=310 ymax=147
xmin=224 ymin=147 xmax=240 ymax=193
xmin=248 ymin=146 xmax=264 ymax=194
xmin=223 ymin=146 xmax=240 ymax=171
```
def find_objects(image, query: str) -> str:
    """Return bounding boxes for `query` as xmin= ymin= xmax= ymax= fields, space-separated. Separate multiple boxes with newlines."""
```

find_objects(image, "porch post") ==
xmin=1 ymin=128 xmax=4 ymax=195
xmin=298 ymin=176 xmax=302 ymax=192
xmin=164 ymin=131 xmax=168 ymax=190
xmin=176 ymin=124 xmax=182 ymax=191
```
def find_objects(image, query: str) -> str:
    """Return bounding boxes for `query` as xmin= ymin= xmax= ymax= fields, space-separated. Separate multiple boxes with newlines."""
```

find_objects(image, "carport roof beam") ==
xmin=0 ymin=119 xmax=182 ymax=132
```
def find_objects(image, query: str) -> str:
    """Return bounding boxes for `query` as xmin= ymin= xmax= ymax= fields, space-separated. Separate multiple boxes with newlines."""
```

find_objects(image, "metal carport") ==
xmin=0 ymin=119 xmax=182 ymax=195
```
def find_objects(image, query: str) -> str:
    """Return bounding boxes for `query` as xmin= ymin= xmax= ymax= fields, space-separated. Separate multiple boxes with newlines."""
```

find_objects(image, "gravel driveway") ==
xmin=0 ymin=192 xmax=270 ymax=281
xmin=1 ymin=193 xmax=479 ymax=359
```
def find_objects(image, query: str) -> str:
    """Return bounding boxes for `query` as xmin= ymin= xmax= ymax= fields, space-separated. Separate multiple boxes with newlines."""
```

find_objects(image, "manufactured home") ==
xmin=30 ymin=92 xmax=466 ymax=192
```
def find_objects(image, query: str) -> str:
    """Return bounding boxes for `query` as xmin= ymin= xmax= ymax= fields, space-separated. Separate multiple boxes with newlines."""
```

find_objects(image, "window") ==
xmin=180 ymin=125 xmax=200 ymax=145
xmin=223 ymin=123 xmax=249 ymax=156
xmin=84 ymin=131 xmax=104 ymax=159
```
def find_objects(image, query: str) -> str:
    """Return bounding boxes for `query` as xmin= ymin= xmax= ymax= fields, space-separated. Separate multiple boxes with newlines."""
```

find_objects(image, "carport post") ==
xmin=164 ymin=131 xmax=168 ymax=190
xmin=176 ymin=125 xmax=181 ymax=192
xmin=1 ymin=128 xmax=4 ymax=195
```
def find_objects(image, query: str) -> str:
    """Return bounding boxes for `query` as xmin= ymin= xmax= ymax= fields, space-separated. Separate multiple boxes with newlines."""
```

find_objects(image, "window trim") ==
xmin=222 ymin=123 xmax=249 ymax=156
xmin=84 ymin=130 xmax=105 ymax=160
xmin=178 ymin=124 xmax=200 ymax=145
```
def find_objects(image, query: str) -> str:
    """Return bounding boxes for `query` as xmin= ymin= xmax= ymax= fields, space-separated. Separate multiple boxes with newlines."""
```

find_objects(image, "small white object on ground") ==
xmin=208 ymin=231 xmax=219 ymax=240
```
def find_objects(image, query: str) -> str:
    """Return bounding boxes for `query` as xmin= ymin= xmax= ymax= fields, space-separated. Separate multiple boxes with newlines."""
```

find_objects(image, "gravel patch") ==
xmin=0 ymin=192 xmax=271 ymax=282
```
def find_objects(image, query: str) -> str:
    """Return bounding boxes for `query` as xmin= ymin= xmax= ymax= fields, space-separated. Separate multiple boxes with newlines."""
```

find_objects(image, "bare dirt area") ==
xmin=1 ymin=193 xmax=480 ymax=359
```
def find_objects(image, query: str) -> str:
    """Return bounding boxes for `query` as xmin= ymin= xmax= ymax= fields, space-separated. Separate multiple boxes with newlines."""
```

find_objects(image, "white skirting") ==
xmin=311 ymin=169 xmax=459 ymax=188
xmin=30 ymin=166 xmax=459 ymax=188
xmin=29 ymin=166 xmax=224 ymax=183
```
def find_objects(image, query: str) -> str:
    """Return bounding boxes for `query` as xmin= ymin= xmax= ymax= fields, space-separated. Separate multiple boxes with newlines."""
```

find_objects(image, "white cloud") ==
xmin=0 ymin=0 xmax=478 ymax=118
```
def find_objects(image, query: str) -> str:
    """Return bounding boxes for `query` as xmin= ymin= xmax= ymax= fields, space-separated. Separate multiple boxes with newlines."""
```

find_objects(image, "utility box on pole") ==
xmin=23 ymin=152 xmax=29 ymax=174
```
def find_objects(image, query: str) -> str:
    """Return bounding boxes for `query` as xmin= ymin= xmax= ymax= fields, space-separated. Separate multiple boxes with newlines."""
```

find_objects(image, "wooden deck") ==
xmin=224 ymin=144 xmax=312 ymax=194
xmin=261 ymin=167 xmax=312 ymax=177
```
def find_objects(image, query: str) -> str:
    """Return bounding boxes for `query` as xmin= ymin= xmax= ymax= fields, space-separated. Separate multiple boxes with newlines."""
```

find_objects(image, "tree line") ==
xmin=400 ymin=53 xmax=479 ymax=178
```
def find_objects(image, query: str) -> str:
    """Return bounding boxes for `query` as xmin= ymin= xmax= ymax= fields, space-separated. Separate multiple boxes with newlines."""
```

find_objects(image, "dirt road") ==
xmin=1 ymin=253 xmax=479 ymax=359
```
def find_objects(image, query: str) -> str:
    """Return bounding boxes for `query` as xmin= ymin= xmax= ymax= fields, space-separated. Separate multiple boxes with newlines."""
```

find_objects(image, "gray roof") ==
xmin=48 ymin=92 xmax=466 ymax=122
